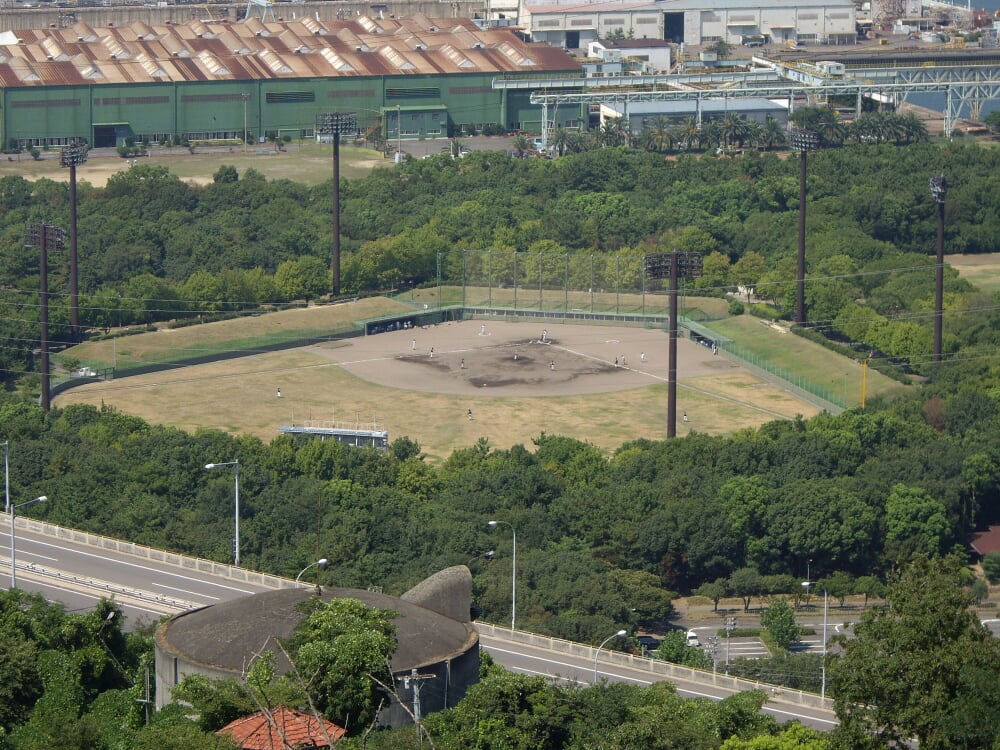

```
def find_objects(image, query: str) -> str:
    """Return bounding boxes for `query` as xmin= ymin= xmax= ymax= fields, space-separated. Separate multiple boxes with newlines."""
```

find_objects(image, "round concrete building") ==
xmin=155 ymin=566 xmax=479 ymax=727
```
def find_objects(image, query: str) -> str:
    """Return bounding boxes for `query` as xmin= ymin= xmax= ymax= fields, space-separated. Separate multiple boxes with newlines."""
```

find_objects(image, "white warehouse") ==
xmin=524 ymin=0 xmax=857 ymax=49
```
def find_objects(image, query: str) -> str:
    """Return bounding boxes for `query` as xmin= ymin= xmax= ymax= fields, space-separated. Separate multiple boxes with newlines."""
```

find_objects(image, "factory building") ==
xmin=523 ymin=0 xmax=857 ymax=50
xmin=0 ymin=15 xmax=582 ymax=148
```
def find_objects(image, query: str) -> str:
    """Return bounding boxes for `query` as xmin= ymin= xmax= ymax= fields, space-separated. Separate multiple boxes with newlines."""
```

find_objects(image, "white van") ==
xmin=686 ymin=630 xmax=701 ymax=647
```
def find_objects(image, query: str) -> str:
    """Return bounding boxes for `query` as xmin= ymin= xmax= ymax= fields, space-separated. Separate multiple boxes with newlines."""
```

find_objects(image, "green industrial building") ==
xmin=0 ymin=16 xmax=583 ymax=149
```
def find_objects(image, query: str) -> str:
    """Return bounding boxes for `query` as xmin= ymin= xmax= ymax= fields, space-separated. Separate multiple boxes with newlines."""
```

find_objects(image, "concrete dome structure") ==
xmin=155 ymin=566 xmax=479 ymax=727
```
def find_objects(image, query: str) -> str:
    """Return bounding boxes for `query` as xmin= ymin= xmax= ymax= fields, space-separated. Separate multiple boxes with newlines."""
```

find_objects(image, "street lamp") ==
xmin=10 ymin=495 xmax=46 ymax=589
xmin=60 ymin=140 xmax=88 ymax=343
xmin=205 ymin=460 xmax=240 ymax=567
xmin=802 ymin=580 xmax=828 ymax=700
xmin=594 ymin=629 xmax=628 ymax=682
xmin=295 ymin=557 xmax=328 ymax=584
xmin=315 ymin=112 xmax=357 ymax=297
xmin=487 ymin=520 xmax=516 ymax=631
xmin=3 ymin=441 xmax=9 ymax=514
xmin=930 ymin=175 xmax=947 ymax=362
xmin=790 ymin=129 xmax=819 ymax=325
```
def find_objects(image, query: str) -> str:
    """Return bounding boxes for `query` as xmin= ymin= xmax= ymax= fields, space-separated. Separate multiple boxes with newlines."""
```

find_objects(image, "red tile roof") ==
xmin=216 ymin=706 xmax=346 ymax=750
xmin=971 ymin=526 xmax=1000 ymax=556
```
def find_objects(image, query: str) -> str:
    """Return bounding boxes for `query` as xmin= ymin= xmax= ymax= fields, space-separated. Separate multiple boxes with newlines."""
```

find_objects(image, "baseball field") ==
xmin=56 ymin=298 xmax=908 ymax=462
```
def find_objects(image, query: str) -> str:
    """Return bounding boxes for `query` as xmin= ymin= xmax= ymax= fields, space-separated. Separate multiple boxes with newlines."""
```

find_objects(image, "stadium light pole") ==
xmin=644 ymin=252 xmax=703 ymax=438
xmin=930 ymin=175 xmax=947 ymax=362
xmin=205 ymin=460 xmax=240 ymax=567
xmin=10 ymin=495 xmax=46 ymax=589
xmin=295 ymin=557 xmax=328 ymax=585
xmin=25 ymin=222 xmax=66 ymax=411
xmin=61 ymin=140 xmax=88 ymax=343
xmin=594 ymin=629 xmax=628 ymax=682
xmin=316 ymin=112 xmax=357 ymax=297
xmin=487 ymin=520 xmax=516 ymax=630
xmin=790 ymin=129 xmax=819 ymax=325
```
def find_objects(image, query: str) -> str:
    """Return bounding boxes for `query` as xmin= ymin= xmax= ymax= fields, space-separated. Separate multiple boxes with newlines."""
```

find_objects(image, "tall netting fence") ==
xmin=436 ymin=249 xmax=714 ymax=319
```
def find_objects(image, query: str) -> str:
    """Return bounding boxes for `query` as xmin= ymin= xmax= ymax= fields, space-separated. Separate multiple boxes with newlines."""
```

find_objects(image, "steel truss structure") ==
xmin=498 ymin=57 xmax=1000 ymax=136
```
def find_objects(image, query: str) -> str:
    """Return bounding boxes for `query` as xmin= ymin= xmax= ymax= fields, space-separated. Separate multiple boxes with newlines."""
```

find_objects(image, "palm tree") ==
xmin=760 ymin=116 xmax=786 ymax=150
xmin=676 ymin=117 xmax=701 ymax=151
xmin=720 ymin=114 xmax=751 ymax=151
xmin=600 ymin=116 xmax=628 ymax=147
xmin=550 ymin=127 xmax=570 ymax=156
xmin=566 ymin=130 xmax=597 ymax=153
xmin=511 ymin=133 xmax=530 ymax=158
xmin=445 ymin=138 xmax=467 ymax=157
xmin=899 ymin=112 xmax=928 ymax=143
xmin=702 ymin=120 xmax=723 ymax=152
xmin=643 ymin=116 xmax=673 ymax=153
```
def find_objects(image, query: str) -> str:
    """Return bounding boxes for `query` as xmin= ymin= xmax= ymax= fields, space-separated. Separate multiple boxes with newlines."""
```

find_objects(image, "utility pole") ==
xmin=400 ymin=668 xmax=435 ymax=744
xmin=24 ymin=222 xmax=66 ymax=410
xmin=929 ymin=175 xmax=947 ymax=362
xmin=725 ymin=616 xmax=736 ymax=670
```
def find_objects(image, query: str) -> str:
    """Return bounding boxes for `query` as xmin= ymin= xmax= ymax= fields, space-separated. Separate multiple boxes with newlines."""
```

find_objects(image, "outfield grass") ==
xmin=705 ymin=315 xmax=910 ymax=408
xmin=65 ymin=297 xmax=409 ymax=371
xmin=0 ymin=142 xmax=388 ymax=187
xmin=949 ymin=253 xmax=1000 ymax=296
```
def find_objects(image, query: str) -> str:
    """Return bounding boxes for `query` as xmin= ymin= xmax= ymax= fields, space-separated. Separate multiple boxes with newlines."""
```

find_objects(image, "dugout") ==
xmin=361 ymin=306 xmax=461 ymax=335
xmin=686 ymin=320 xmax=731 ymax=352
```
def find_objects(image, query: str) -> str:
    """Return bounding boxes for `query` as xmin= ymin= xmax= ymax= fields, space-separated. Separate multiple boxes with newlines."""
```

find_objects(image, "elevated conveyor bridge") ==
xmin=495 ymin=54 xmax=1000 ymax=139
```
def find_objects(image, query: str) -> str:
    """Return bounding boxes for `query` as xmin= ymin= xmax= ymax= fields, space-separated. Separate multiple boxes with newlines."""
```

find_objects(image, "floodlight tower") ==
xmin=61 ymin=141 xmax=88 ymax=343
xmin=790 ymin=129 xmax=819 ymax=325
xmin=316 ymin=112 xmax=357 ymax=297
xmin=24 ymin=222 xmax=66 ymax=411
xmin=929 ymin=175 xmax=947 ymax=362
xmin=644 ymin=252 xmax=703 ymax=438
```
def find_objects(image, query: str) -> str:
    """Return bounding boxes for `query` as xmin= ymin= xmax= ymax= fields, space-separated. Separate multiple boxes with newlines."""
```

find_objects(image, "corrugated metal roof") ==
xmin=0 ymin=15 xmax=578 ymax=87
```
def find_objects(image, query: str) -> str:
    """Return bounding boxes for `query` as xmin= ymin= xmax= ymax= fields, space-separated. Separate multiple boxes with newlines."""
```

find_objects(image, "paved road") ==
xmin=478 ymin=632 xmax=838 ymax=730
xmin=3 ymin=519 xmax=842 ymax=728
xmin=3 ymin=517 xmax=279 ymax=626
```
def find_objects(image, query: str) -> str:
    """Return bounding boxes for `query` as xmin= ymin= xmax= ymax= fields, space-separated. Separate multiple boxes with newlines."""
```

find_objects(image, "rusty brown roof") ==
xmin=971 ymin=526 xmax=1000 ymax=556
xmin=0 ymin=15 xmax=579 ymax=87
xmin=217 ymin=706 xmax=346 ymax=750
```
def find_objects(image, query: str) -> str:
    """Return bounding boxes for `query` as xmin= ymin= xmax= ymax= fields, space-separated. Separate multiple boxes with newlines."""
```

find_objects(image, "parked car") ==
xmin=686 ymin=630 xmax=701 ymax=647
xmin=636 ymin=635 xmax=661 ymax=652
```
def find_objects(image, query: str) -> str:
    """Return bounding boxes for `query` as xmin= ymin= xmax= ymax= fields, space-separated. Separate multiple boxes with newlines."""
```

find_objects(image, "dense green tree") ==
xmin=829 ymin=555 xmax=1000 ymax=749
xmin=720 ymin=722 xmax=830 ymax=749
xmin=654 ymin=630 xmax=713 ymax=669
xmin=982 ymin=552 xmax=1000 ymax=583
xmin=729 ymin=567 xmax=764 ymax=613
xmin=288 ymin=598 xmax=397 ymax=731
xmin=884 ymin=483 xmax=951 ymax=562
xmin=760 ymin=598 xmax=800 ymax=650
xmin=696 ymin=579 xmax=729 ymax=612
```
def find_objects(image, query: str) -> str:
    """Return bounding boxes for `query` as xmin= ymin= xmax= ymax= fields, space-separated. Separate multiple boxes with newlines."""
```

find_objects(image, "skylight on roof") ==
xmin=378 ymin=45 xmax=414 ymax=69
xmin=319 ymin=47 xmax=354 ymax=72
xmin=197 ymin=50 xmax=229 ymax=75
xmin=441 ymin=44 xmax=474 ymax=69
xmin=497 ymin=41 xmax=534 ymax=66
xmin=258 ymin=48 xmax=292 ymax=73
